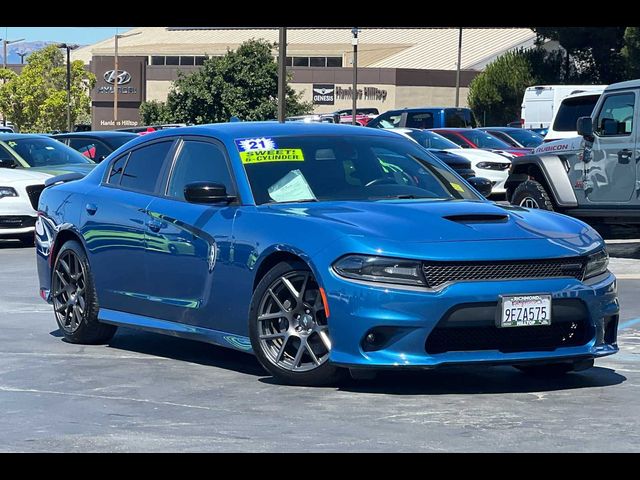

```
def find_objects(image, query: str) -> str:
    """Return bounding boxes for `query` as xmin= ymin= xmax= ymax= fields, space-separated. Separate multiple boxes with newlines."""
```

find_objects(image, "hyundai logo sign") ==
xmin=104 ymin=70 xmax=132 ymax=85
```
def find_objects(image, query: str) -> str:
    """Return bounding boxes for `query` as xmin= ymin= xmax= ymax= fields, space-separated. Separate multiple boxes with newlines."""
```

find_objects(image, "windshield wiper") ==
xmin=265 ymin=198 xmax=319 ymax=204
xmin=370 ymin=194 xmax=435 ymax=200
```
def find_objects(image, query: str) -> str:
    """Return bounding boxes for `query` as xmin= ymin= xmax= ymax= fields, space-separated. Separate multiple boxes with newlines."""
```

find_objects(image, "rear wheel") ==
xmin=249 ymin=260 xmax=344 ymax=386
xmin=52 ymin=240 xmax=117 ymax=344
xmin=511 ymin=180 xmax=554 ymax=211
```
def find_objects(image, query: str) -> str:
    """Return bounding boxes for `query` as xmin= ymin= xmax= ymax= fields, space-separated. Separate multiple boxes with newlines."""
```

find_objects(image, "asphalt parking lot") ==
xmin=1 ymin=239 xmax=639 ymax=452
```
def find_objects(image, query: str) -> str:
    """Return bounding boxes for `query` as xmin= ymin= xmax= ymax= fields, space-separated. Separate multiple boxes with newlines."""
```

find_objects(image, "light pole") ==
xmin=114 ymin=31 xmax=141 ymax=126
xmin=16 ymin=51 xmax=28 ymax=64
xmin=351 ymin=27 xmax=359 ymax=125
xmin=455 ymin=28 xmax=463 ymax=107
xmin=57 ymin=43 xmax=79 ymax=132
xmin=2 ymin=37 xmax=25 ymax=126
xmin=278 ymin=27 xmax=287 ymax=123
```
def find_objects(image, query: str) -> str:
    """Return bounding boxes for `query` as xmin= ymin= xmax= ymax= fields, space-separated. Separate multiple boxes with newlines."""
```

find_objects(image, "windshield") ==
xmin=3 ymin=137 xmax=93 ymax=167
xmin=553 ymin=95 xmax=600 ymax=132
xmin=405 ymin=130 xmax=461 ymax=150
xmin=458 ymin=130 xmax=512 ymax=149
xmin=500 ymin=129 xmax=543 ymax=147
xmin=239 ymin=134 xmax=480 ymax=205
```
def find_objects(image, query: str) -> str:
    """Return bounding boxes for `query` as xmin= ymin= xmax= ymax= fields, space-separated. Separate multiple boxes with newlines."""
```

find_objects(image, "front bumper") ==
xmin=0 ymin=215 xmax=37 ymax=237
xmin=322 ymin=269 xmax=618 ymax=369
xmin=474 ymin=168 xmax=508 ymax=194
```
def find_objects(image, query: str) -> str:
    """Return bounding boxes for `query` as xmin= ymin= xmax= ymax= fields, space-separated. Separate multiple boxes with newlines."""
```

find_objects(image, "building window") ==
xmin=285 ymin=56 xmax=292 ymax=67
xmin=326 ymin=57 xmax=343 ymax=67
xmin=165 ymin=56 xmax=180 ymax=66
xmin=180 ymin=56 xmax=195 ymax=66
xmin=309 ymin=57 xmax=326 ymax=67
xmin=151 ymin=56 xmax=165 ymax=66
xmin=195 ymin=56 xmax=208 ymax=65
xmin=293 ymin=57 xmax=309 ymax=67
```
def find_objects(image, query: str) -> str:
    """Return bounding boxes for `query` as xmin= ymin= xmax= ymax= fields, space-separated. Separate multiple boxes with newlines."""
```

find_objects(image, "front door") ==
xmin=143 ymin=138 xmax=238 ymax=330
xmin=586 ymin=90 xmax=638 ymax=203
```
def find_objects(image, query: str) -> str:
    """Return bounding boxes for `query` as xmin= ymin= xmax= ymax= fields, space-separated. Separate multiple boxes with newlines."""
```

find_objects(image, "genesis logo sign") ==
xmin=312 ymin=84 xmax=335 ymax=105
xmin=103 ymin=70 xmax=132 ymax=85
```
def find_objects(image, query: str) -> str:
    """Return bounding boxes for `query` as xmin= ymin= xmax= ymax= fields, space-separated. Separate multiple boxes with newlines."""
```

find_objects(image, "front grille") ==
xmin=0 ymin=215 xmax=36 ymax=229
xmin=25 ymin=185 xmax=45 ymax=210
xmin=422 ymin=257 xmax=586 ymax=288
xmin=425 ymin=299 xmax=592 ymax=354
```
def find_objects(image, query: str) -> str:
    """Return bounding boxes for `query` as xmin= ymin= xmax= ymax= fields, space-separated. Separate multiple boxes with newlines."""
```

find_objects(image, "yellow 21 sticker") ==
xmin=240 ymin=148 xmax=304 ymax=164
xmin=451 ymin=183 xmax=465 ymax=192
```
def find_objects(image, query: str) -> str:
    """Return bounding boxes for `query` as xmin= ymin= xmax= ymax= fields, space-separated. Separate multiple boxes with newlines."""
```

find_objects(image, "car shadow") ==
xmin=103 ymin=327 xmax=265 ymax=377
xmin=325 ymin=364 xmax=626 ymax=395
xmin=0 ymin=239 xmax=32 ymax=249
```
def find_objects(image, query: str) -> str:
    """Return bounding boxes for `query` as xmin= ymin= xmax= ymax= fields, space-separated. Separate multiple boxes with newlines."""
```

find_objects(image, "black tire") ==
xmin=52 ymin=240 xmax=117 ymax=344
xmin=249 ymin=260 xmax=344 ymax=386
xmin=18 ymin=233 xmax=34 ymax=247
xmin=511 ymin=180 xmax=554 ymax=211
xmin=514 ymin=359 xmax=594 ymax=377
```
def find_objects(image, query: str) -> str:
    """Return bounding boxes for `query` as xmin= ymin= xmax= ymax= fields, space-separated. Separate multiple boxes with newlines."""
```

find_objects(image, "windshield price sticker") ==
xmin=451 ymin=183 xmax=465 ymax=192
xmin=235 ymin=137 xmax=277 ymax=152
xmin=240 ymin=149 xmax=305 ymax=164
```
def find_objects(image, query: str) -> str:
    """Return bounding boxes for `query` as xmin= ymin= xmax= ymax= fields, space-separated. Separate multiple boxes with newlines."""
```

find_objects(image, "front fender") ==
xmin=507 ymin=154 xmax=578 ymax=207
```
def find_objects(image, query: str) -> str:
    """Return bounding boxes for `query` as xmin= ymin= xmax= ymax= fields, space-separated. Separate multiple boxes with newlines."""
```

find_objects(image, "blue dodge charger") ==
xmin=35 ymin=122 xmax=619 ymax=385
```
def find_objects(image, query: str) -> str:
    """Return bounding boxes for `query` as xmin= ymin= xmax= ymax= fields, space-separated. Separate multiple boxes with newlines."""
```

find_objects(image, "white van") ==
xmin=521 ymin=85 xmax=607 ymax=129
xmin=543 ymin=89 xmax=606 ymax=142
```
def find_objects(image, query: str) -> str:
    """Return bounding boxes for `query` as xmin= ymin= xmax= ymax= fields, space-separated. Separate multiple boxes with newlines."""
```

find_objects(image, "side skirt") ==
xmin=98 ymin=308 xmax=254 ymax=354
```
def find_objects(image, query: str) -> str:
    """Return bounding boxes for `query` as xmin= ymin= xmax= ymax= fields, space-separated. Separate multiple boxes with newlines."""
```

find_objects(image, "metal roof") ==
xmin=72 ymin=27 xmax=537 ymax=71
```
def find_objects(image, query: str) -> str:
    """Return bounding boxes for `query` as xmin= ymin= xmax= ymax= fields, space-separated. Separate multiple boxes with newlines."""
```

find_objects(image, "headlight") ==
xmin=333 ymin=255 xmax=425 ymax=286
xmin=476 ymin=162 xmax=492 ymax=169
xmin=584 ymin=248 xmax=609 ymax=279
xmin=0 ymin=187 xmax=18 ymax=199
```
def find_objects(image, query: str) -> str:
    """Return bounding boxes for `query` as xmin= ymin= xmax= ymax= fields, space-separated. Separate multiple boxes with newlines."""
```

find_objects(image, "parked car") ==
xmin=35 ymin=122 xmax=618 ymax=385
xmin=1 ymin=133 xmax=95 ymax=244
xmin=478 ymin=127 xmax=544 ymax=148
xmin=431 ymin=128 xmax=531 ymax=158
xmin=544 ymin=90 xmax=605 ymax=142
xmin=367 ymin=107 xmax=477 ymax=129
xmin=333 ymin=107 xmax=379 ymax=116
xmin=520 ymin=84 xmax=607 ymax=130
xmin=388 ymin=128 xmax=476 ymax=179
xmin=0 ymin=126 xmax=14 ymax=133
xmin=52 ymin=131 xmax=139 ymax=163
xmin=506 ymin=79 xmax=640 ymax=227
xmin=116 ymin=123 xmax=188 ymax=134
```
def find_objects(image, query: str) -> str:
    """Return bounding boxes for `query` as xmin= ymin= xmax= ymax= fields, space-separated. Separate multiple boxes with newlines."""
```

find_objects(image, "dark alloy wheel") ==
xmin=52 ymin=240 xmax=117 ymax=344
xmin=249 ymin=261 xmax=344 ymax=386
xmin=511 ymin=180 xmax=554 ymax=211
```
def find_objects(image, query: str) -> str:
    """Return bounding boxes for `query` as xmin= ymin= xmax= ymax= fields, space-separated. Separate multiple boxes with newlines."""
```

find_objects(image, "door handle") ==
xmin=146 ymin=219 xmax=164 ymax=233
xmin=618 ymin=149 xmax=633 ymax=163
xmin=85 ymin=203 xmax=98 ymax=215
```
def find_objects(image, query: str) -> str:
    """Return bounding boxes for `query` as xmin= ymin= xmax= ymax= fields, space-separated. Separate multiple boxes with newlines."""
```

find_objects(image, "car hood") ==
xmin=265 ymin=200 xmax=597 ymax=246
xmin=533 ymin=136 xmax=584 ymax=155
xmin=443 ymin=148 xmax=510 ymax=164
xmin=0 ymin=167 xmax=52 ymax=184
xmin=29 ymin=163 xmax=96 ymax=176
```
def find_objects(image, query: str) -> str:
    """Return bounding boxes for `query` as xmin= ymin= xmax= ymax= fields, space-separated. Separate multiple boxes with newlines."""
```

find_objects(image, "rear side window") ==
xmin=119 ymin=141 xmax=173 ymax=193
xmin=406 ymin=112 xmax=434 ymax=129
xmin=107 ymin=153 xmax=128 ymax=185
xmin=595 ymin=92 xmax=635 ymax=136
xmin=445 ymin=109 xmax=476 ymax=128
xmin=553 ymin=95 xmax=600 ymax=132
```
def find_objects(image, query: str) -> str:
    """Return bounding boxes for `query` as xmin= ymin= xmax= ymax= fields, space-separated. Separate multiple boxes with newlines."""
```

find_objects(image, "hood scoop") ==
xmin=443 ymin=213 xmax=509 ymax=224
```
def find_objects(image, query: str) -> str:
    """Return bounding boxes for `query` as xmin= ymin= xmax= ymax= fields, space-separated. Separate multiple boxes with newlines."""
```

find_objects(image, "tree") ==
xmin=0 ymin=45 xmax=95 ymax=133
xmin=532 ymin=28 xmax=627 ymax=84
xmin=139 ymin=39 xmax=312 ymax=125
xmin=468 ymin=49 xmax=536 ymax=126
xmin=140 ymin=100 xmax=172 ymax=125
xmin=622 ymin=27 xmax=640 ymax=79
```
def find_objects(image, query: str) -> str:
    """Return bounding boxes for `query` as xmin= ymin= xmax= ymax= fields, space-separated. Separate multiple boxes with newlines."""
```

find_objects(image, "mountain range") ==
xmin=1 ymin=41 xmax=58 ymax=65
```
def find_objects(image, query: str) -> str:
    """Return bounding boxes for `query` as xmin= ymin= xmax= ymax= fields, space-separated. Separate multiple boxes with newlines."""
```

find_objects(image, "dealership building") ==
xmin=70 ymin=27 xmax=543 ymax=130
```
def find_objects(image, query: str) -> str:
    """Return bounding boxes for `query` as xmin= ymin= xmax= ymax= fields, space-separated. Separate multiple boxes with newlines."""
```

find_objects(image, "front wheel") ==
xmin=249 ymin=260 xmax=344 ymax=386
xmin=51 ymin=240 xmax=117 ymax=344
xmin=510 ymin=180 xmax=554 ymax=211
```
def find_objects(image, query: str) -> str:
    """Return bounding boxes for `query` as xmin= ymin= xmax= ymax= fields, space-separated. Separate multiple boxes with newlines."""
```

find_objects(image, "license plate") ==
xmin=498 ymin=294 xmax=552 ymax=328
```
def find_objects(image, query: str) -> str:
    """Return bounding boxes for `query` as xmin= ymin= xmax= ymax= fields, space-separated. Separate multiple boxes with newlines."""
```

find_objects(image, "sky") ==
xmin=1 ymin=27 xmax=132 ymax=46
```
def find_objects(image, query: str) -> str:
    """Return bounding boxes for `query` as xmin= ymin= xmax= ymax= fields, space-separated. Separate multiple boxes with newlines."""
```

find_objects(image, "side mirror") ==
xmin=467 ymin=176 xmax=493 ymax=197
xmin=184 ymin=182 xmax=235 ymax=204
xmin=576 ymin=116 xmax=593 ymax=138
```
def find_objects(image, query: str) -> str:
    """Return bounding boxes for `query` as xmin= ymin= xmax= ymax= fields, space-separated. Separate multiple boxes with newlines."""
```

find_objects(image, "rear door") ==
xmin=143 ymin=137 xmax=239 ymax=330
xmin=586 ymin=90 xmax=638 ymax=204
xmin=81 ymin=139 xmax=176 ymax=316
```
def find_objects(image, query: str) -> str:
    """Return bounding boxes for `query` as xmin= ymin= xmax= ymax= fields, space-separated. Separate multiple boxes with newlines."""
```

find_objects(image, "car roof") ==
xmin=51 ymin=131 xmax=138 ymax=139
xmin=127 ymin=121 xmax=398 ymax=144
xmin=385 ymin=107 xmax=471 ymax=114
xmin=0 ymin=133 xmax=51 ymax=141
xmin=429 ymin=128 xmax=471 ymax=132
xmin=478 ymin=127 xmax=529 ymax=132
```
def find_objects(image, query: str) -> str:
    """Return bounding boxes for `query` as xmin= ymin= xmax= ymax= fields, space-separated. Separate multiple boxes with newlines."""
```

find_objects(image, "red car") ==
xmin=430 ymin=128 xmax=531 ymax=158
